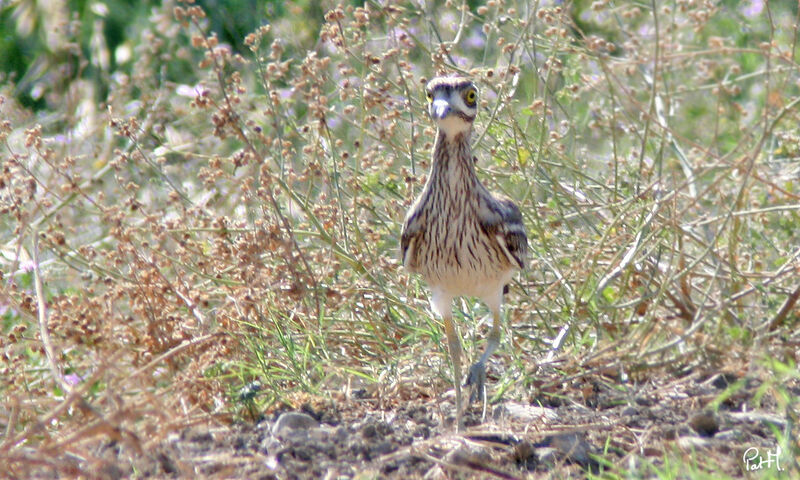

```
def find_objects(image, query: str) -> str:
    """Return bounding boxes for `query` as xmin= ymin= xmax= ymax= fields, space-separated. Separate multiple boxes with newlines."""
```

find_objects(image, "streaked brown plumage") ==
xmin=401 ymin=76 xmax=528 ymax=430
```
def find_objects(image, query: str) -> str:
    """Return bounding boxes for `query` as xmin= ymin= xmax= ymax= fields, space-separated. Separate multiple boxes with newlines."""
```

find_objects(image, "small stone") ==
xmin=361 ymin=423 xmax=377 ymax=438
xmin=711 ymin=373 xmax=740 ymax=390
xmin=536 ymin=432 xmax=599 ymax=473
xmin=513 ymin=439 xmax=537 ymax=470
xmin=446 ymin=444 xmax=492 ymax=468
xmin=492 ymin=402 xmax=558 ymax=423
xmin=689 ymin=412 xmax=719 ymax=437
xmin=272 ymin=412 xmax=319 ymax=438
xmin=621 ymin=406 xmax=638 ymax=416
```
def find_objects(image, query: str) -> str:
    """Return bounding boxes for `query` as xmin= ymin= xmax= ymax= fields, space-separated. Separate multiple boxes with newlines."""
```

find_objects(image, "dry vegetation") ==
xmin=1 ymin=0 xmax=799 ymax=478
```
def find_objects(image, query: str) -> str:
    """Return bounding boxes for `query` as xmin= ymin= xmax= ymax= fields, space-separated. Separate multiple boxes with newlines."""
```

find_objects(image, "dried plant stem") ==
xmin=765 ymin=283 xmax=800 ymax=331
xmin=32 ymin=232 xmax=67 ymax=393
xmin=191 ymin=17 xmax=322 ymax=320
xmin=128 ymin=333 xmax=221 ymax=380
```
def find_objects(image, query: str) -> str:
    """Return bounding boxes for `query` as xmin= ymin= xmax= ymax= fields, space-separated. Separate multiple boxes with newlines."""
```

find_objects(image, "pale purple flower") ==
xmin=465 ymin=30 xmax=485 ymax=49
xmin=741 ymin=0 xmax=763 ymax=18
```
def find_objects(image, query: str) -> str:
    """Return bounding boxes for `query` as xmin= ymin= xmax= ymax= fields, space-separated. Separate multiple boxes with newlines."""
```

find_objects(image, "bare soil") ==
xmin=84 ymin=367 xmax=796 ymax=479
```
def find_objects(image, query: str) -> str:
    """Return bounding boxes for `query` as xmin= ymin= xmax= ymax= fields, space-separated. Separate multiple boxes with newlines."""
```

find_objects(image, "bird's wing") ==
xmin=478 ymin=194 xmax=528 ymax=270
xmin=400 ymin=208 xmax=423 ymax=269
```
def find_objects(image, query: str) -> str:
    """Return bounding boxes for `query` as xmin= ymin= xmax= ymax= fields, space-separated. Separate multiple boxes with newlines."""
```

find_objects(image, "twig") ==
xmin=32 ymin=232 xmax=68 ymax=393
xmin=426 ymin=0 xmax=468 ymax=67
xmin=641 ymin=261 xmax=722 ymax=358
xmin=190 ymin=15 xmax=323 ymax=320
xmin=0 ymin=350 xmax=124 ymax=455
xmin=764 ymin=283 xmax=800 ymax=331
xmin=128 ymin=333 xmax=221 ymax=380
xmin=0 ymin=396 xmax=19 ymax=450
xmin=594 ymin=196 xmax=662 ymax=298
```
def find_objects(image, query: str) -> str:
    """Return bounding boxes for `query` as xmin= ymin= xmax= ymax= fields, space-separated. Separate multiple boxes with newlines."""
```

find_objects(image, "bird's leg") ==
xmin=442 ymin=312 xmax=464 ymax=432
xmin=466 ymin=305 xmax=502 ymax=420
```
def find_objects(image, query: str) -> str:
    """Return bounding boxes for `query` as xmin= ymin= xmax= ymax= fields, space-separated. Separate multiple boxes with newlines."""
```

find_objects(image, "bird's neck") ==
xmin=429 ymin=130 xmax=477 ymax=187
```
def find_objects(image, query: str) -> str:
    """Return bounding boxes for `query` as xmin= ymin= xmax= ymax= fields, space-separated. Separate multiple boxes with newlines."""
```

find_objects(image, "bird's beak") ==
xmin=431 ymin=99 xmax=451 ymax=120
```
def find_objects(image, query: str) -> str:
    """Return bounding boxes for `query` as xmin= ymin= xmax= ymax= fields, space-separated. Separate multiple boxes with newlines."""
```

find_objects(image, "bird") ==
xmin=401 ymin=75 xmax=528 ymax=430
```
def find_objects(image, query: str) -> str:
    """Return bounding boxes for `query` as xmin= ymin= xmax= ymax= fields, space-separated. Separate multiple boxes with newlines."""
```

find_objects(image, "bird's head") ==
xmin=425 ymin=76 xmax=478 ymax=137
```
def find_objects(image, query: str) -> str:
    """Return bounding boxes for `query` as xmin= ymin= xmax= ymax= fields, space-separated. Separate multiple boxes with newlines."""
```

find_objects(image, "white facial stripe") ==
xmin=439 ymin=90 xmax=473 ymax=116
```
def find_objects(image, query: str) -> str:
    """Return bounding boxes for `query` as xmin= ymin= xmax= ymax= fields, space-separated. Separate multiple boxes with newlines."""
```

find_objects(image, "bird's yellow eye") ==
xmin=464 ymin=87 xmax=477 ymax=106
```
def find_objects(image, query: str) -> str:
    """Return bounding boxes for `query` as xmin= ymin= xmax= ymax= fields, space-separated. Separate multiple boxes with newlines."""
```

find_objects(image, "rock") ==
xmin=689 ymin=411 xmax=719 ymax=437
xmin=492 ymin=402 xmax=558 ymax=423
xmin=272 ymin=412 xmax=319 ymax=438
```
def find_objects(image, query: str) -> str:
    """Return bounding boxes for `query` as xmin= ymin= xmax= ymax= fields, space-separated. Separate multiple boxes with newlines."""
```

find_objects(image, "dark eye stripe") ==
xmin=428 ymin=85 xmax=478 ymax=105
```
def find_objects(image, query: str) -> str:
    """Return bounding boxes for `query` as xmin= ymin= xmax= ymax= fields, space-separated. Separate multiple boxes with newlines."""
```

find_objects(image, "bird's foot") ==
xmin=465 ymin=360 xmax=487 ymax=408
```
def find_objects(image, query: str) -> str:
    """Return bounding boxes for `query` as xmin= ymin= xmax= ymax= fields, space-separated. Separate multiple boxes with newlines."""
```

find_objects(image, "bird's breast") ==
xmin=409 ymin=184 xmax=515 ymax=297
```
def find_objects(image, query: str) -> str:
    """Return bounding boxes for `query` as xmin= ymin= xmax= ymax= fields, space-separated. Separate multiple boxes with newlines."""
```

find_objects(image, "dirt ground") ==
xmin=79 ymin=366 xmax=797 ymax=479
